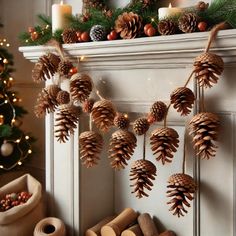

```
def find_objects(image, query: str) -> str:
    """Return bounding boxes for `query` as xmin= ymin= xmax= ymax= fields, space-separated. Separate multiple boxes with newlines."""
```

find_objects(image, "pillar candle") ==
xmin=52 ymin=1 xmax=72 ymax=32
xmin=158 ymin=3 xmax=182 ymax=20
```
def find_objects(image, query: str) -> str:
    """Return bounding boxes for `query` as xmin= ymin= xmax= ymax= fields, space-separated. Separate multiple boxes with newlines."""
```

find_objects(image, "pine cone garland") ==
xmin=58 ymin=60 xmax=74 ymax=77
xmin=62 ymin=28 xmax=78 ymax=44
xmin=133 ymin=117 xmax=150 ymax=135
xmin=114 ymin=113 xmax=130 ymax=129
xmin=115 ymin=12 xmax=143 ymax=39
xmin=189 ymin=112 xmax=220 ymax=159
xmin=194 ymin=52 xmax=224 ymax=88
xmin=79 ymin=131 xmax=103 ymax=168
xmin=109 ymin=130 xmax=137 ymax=170
xmin=90 ymin=25 xmax=107 ymax=41
xmin=170 ymin=87 xmax=195 ymax=116
xmin=150 ymin=127 xmax=179 ymax=165
xmin=167 ymin=173 xmax=197 ymax=217
xmin=178 ymin=13 xmax=199 ymax=33
xmin=55 ymin=104 xmax=81 ymax=143
xmin=70 ymin=73 xmax=93 ymax=103
xmin=82 ymin=99 xmax=95 ymax=113
xmin=32 ymin=53 xmax=60 ymax=82
xmin=158 ymin=19 xmax=177 ymax=35
xmin=150 ymin=101 xmax=168 ymax=122
xmin=56 ymin=90 xmax=70 ymax=104
xmin=130 ymin=159 xmax=157 ymax=198
xmin=91 ymin=100 xmax=116 ymax=132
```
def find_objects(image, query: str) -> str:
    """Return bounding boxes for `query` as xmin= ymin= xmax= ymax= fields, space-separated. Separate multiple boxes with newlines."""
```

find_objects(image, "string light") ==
xmin=25 ymin=136 xmax=29 ymax=140
xmin=28 ymin=149 xmax=32 ymax=154
xmin=80 ymin=56 xmax=85 ymax=61
xmin=18 ymin=161 xmax=22 ymax=166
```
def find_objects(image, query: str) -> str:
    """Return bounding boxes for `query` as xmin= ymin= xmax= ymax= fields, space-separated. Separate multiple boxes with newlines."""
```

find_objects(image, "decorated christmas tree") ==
xmin=0 ymin=25 xmax=33 ymax=171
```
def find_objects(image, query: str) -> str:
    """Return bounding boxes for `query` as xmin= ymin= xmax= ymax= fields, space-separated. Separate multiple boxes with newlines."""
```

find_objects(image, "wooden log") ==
xmin=137 ymin=213 xmax=159 ymax=236
xmin=121 ymin=224 xmax=143 ymax=236
xmin=85 ymin=216 xmax=116 ymax=236
xmin=101 ymin=208 xmax=138 ymax=236
xmin=159 ymin=231 xmax=176 ymax=236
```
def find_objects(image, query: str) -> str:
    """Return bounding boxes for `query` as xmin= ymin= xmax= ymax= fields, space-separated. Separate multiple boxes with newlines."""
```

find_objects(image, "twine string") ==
xmin=143 ymin=132 xmax=146 ymax=160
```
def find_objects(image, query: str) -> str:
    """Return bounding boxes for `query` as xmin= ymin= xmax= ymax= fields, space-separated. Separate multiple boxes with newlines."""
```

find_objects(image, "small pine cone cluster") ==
xmin=170 ymin=87 xmax=195 ymax=116
xmin=189 ymin=112 xmax=220 ymax=159
xmin=150 ymin=101 xmax=168 ymax=122
xmin=79 ymin=131 xmax=103 ymax=168
xmin=109 ymin=130 xmax=137 ymax=170
xmin=167 ymin=173 xmax=197 ymax=217
xmin=32 ymin=53 xmax=60 ymax=82
xmin=133 ymin=117 xmax=149 ymax=135
xmin=178 ymin=13 xmax=199 ymax=33
xmin=158 ymin=19 xmax=177 ymax=35
xmin=62 ymin=28 xmax=78 ymax=44
xmin=91 ymin=100 xmax=116 ymax=132
xmin=82 ymin=99 xmax=95 ymax=113
xmin=34 ymin=84 xmax=61 ymax=117
xmin=113 ymin=113 xmax=130 ymax=129
xmin=54 ymin=104 xmax=81 ymax=143
xmin=70 ymin=73 xmax=93 ymax=103
xmin=56 ymin=90 xmax=70 ymax=105
xmin=115 ymin=12 xmax=143 ymax=39
xmin=130 ymin=159 xmax=157 ymax=198
xmin=150 ymin=127 xmax=179 ymax=165
xmin=196 ymin=1 xmax=209 ymax=11
xmin=194 ymin=52 xmax=224 ymax=88
xmin=58 ymin=60 xmax=74 ymax=77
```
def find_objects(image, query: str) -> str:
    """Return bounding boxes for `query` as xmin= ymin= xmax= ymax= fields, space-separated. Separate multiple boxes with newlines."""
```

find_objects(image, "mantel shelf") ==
xmin=19 ymin=29 xmax=236 ymax=70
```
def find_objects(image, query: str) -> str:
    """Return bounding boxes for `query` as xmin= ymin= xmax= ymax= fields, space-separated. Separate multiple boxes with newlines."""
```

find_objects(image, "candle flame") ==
xmin=168 ymin=3 xmax=172 ymax=8
xmin=60 ymin=0 xmax=64 ymax=5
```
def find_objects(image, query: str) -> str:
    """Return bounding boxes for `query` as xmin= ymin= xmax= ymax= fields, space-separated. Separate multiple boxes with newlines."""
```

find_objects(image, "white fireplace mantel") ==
xmin=19 ymin=29 xmax=236 ymax=236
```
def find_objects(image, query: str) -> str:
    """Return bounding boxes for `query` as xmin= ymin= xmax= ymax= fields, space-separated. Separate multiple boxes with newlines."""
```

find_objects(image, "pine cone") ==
xmin=109 ymin=130 xmax=137 ymax=170
xmin=167 ymin=173 xmax=197 ymax=217
xmin=150 ymin=101 xmax=168 ymax=122
xmin=189 ymin=112 xmax=220 ymax=159
xmin=170 ymin=87 xmax=195 ymax=116
xmin=55 ymin=104 xmax=81 ymax=143
xmin=70 ymin=73 xmax=93 ymax=103
xmin=196 ymin=1 xmax=209 ymax=11
xmin=34 ymin=85 xmax=61 ymax=117
xmin=158 ymin=19 xmax=177 ymax=35
xmin=82 ymin=99 xmax=95 ymax=113
xmin=150 ymin=127 xmax=179 ymax=165
xmin=79 ymin=131 xmax=103 ymax=168
xmin=130 ymin=159 xmax=157 ymax=198
xmin=194 ymin=52 xmax=224 ymax=88
xmin=114 ymin=113 xmax=130 ymax=129
xmin=62 ymin=28 xmax=78 ymax=44
xmin=90 ymin=25 xmax=107 ymax=41
xmin=115 ymin=12 xmax=143 ymax=39
xmin=58 ymin=60 xmax=74 ymax=77
xmin=56 ymin=90 xmax=70 ymax=105
xmin=91 ymin=100 xmax=116 ymax=132
xmin=32 ymin=53 xmax=60 ymax=82
xmin=178 ymin=13 xmax=199 ymax=33
xmin=133 ymin=117 xmax=149 ymax=135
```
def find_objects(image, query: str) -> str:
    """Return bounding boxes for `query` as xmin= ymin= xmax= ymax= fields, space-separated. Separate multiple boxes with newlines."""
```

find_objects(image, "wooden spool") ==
xmin=137 ymin=213 xmax=159 ymax=236
xmin=121 ymin=224 xmax=143 ymax=236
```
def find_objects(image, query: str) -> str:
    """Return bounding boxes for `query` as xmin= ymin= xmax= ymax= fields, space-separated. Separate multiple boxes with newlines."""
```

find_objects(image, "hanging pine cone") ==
xmin=34 ymin=84 xmax=61 ymax=117
xmin=62 ymin=28 xmax=78 ymax=44
xmin=150 ymin=127 xmax=179 ymax=165
xmin=91 ymin=100 xmax=116 ymax=132
xmin=79 ymin=131 xmax=103 ymax=168
xmin=82 ymin=99 xmax=95 ymax=113
xmin=196 ymin=1 xmax=209 ymax=11
xmin=89 ymin=25 xmax=107 ymax=41
xmin=178 ymin=13 xmax=199 ymax=33
xmin=32 ymin=53 xmax=60 ymax=82
xmin=56 ymin=90 xmax=70 ymax=105
xmin=130 ymin=159 xmax=157 ymax=198
xmin=55 ymin=104 xmax=81 ymax=143
xmin=150 ymin=101 xmax=168 ymax=122
xmin=189 ymin=112 xmax=220 ymax=159
xmin=158 ymin=19 xmax=177 ymax=35
xmin=114 ymin=113 xmax=130 ymax=129
xmin=58 ymin=60 xmax=74 ymax=78
xmin=70 ymin=73 xmax=93 ymax=103
xmin=109 ymin=130 xmax=137 ymax=170
xmin=167 ymin=173 xmax=197 ymax=217
xmin=170 ymin=87 xmax=195 ymax=116
xmin=115 ymin=12 xmax=143 ymax=39
xmin=194 ymin=52 xmax=224 ymax=88
xmin=133 ymin=117 xmax=149 ymax=135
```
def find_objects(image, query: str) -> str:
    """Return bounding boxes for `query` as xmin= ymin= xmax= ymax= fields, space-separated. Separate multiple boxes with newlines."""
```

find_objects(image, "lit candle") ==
xmin=158 ymin=3 xmax=182 ymax=20
xmin=52 ymin=1 xmax=72 ymax=32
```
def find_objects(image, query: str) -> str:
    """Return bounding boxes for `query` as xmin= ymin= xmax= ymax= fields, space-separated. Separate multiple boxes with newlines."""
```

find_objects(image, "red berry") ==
xmin=146 ymin=27 xmax=156 ymax=37
xmin=198 ymin=22 xmax=207 ymax=32
xmin=28 ymin=27 xmax=35 ymax=33
xmin=80 ymin=32 xmax=90 ymax=42
xmin=107 ymin=34 xmax=112 ymax=40
xmin=110 ymin=30 xmax=118 ymax=39
xmin=144 ymin=23 xmax=153 ymax=34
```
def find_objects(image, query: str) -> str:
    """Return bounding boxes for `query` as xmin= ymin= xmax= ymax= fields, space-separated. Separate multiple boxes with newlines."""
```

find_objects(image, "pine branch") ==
xmin=37 ymin=14 xmax=52 ymax=26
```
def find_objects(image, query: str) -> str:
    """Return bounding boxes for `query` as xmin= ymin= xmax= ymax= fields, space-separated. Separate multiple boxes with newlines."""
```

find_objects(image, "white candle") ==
xmin=158 ymin=3 xmax=182 ymax=20
xmin=52 ymin=1 xmax=72 ymax=32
